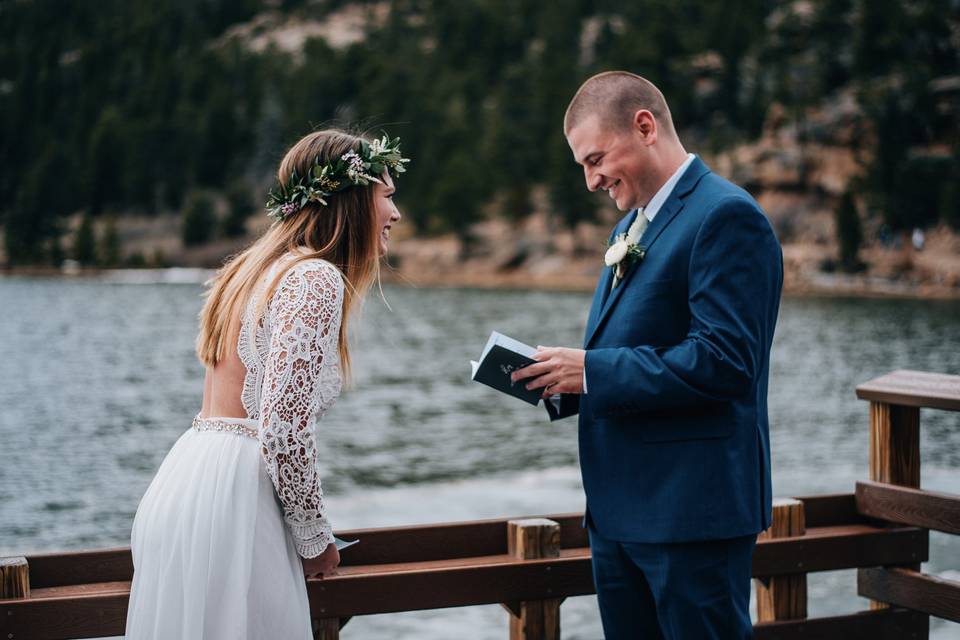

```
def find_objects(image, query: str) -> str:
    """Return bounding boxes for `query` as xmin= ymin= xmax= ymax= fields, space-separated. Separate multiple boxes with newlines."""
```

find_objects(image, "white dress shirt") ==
xmin=641 ymin=153 xmax=696 ymax=225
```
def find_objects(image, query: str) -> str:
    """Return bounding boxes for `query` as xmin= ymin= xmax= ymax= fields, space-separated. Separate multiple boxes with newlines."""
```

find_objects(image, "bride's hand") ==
xmin=302 ymin=543 xmax=340 ymax=579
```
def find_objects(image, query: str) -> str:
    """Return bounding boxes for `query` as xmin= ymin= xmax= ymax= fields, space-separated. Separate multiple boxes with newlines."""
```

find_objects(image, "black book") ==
xmin=470 ymin=331 xmax=542 ymax=406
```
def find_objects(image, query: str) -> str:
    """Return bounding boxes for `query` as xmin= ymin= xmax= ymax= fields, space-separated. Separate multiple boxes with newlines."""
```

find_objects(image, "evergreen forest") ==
xmin=1 ymin=0 xmax=958 ymax=266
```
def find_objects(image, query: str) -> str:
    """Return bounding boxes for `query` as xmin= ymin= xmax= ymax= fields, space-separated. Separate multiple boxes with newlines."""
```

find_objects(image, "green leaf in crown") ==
xmin=265 ymin=133 xmax=411 ymax=221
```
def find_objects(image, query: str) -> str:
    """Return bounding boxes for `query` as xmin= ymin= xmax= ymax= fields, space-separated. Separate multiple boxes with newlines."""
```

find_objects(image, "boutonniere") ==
xmin=604 ymin=211 xmax=648 ymax=287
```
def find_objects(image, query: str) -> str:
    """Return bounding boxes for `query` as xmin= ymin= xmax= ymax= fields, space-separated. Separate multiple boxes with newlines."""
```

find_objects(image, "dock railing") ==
xmin=1 ymin=369 xmax=958 ymax=639
xmin=854 ymin=370 xmax=960 ymax=624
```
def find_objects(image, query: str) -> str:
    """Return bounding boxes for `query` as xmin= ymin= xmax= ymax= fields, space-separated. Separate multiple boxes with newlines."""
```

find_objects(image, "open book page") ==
xmin=486 ymin=332 xmax=537 ymax=359
xmin=473 ymin=332 xmax=536 ymax=377
xmin=334 ymin=536 xmax=358 ymax=551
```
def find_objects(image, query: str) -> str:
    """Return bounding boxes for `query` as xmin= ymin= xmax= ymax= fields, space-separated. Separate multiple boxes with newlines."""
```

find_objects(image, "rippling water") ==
xmin=1 ymin=275 xmax=958 ymax=638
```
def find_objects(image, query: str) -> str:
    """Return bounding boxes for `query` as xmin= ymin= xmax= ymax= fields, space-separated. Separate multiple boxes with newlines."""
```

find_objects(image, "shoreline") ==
xmin=380 ymin=270 xmax=960 ymax=301
xmin=4 ymin=265 xmax=959 ymax=301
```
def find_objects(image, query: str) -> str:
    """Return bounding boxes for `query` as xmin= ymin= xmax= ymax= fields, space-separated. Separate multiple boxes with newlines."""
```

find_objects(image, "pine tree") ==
xmin=941 ymin=159 xmax=960 ymax=230
xmin=943 ymin=184 xmax=959 ymax=230
xmin=182 ymin=192 xmax=217 ymax=247
xmin=100 ymin=216 xmax=121 ymax=266
xmin=835 ymin=189 xmax=862 ymax=272
xmin=87 ymin=106 xmax=126 ymax=215
xmin=853 ymin=0 xmax=907 ymax=77
xmin=221 ymin=182 xmax=253 ymax=238
xmin=812 ymin=0 xmax=854 ymax=93
xmin=534 ymin=1 xmax=599 ymax=229
xmin=4 ymin=148 xmax=72 ymax=265
xmin=48 ymin=234 xmax=65 ymax=268
xmin=74 ymin=213 xmax=97 ymax=266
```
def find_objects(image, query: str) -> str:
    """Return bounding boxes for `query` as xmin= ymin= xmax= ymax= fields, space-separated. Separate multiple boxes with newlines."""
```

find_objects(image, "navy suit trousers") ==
xmin=588 ymin=524 xmax=755 ymax=640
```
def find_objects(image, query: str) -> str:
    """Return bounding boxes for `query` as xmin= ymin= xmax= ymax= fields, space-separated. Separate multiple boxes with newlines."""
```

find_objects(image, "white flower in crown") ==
xmin=341 ymin=151 xmax=368 ymax=182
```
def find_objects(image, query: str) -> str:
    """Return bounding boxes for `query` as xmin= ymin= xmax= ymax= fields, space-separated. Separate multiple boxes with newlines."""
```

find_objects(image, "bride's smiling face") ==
xmin=373 ymin=172 xmax=401 ymax=256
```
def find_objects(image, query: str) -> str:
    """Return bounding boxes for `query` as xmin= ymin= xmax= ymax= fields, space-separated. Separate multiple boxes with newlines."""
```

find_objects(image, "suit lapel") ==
xmin=586 ymin=267 xmax=612 ymax=332
xmin=584 ymin=157 xmax=710 ymax=348
xmin=584 ymin=210 xmax=637 ymax=340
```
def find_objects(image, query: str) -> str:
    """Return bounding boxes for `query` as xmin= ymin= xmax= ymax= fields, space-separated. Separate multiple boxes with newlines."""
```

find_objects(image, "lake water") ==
xmin=1 ymin=275 xmax=958 ymax=639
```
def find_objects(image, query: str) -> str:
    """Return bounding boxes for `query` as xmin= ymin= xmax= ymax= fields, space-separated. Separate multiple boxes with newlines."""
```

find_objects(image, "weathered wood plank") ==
xmin=856 ymin=369 xmax=960 ymax=412
xmin=856 ymin=480 xmax=960 ymax=535
xmin=305 ymin=553 xmax=595 ymax=619
xmin=27 ymin=580 xmax=130 ymax=599
xmin=859 ymin=567 xmax=960 ymax=623
xmin=23 ymin=514 xmax=589 ymax=589
xmin=794 ymin=493 xmax=859 ymax=528
xmin=752 ymin=525 xmax=927 ymax=576
xmin=27 ymin=527 xmax=911 ymax=621
xmin=0 ymin=589 xmax=129 ymax=639
xmin=754 ymin=607 xmax=928 ymax=640
xmin=331 ymin=513 xmax=585 ymax=566
xmin=27 ymin=547 xmax=132 ymax=589
xmin=3 ymin=588 xmax=929 ymax=640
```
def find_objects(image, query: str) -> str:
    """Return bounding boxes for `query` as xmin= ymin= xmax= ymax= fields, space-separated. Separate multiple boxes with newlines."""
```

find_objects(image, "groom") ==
xmin=512 ymin=71 xmax=783 ymax=639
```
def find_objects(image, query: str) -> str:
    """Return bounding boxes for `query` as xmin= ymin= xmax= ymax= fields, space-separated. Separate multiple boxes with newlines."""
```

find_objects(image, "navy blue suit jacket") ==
xmin=554 ymin=157 xmax=783 ymax=544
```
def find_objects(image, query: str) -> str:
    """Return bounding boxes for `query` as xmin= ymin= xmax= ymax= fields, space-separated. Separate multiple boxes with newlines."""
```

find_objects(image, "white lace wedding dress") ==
xmin=125 ymin=256 xmax=344 ymax=639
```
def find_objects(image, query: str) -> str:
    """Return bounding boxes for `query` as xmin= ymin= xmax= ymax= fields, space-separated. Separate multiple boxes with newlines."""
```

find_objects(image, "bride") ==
xmin=125 ymin=129 xmax=407 ymax=639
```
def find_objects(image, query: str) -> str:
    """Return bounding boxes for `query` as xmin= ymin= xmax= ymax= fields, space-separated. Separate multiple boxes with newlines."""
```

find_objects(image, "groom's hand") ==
xmin=511 ymin=346 xmax=585 ymax=398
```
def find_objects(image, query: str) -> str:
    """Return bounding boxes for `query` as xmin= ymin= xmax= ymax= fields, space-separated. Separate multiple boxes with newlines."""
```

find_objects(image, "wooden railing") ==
xmin=1 ymin=369 xmax=957 ymax=639
xmin=854 ymin=370 xmax=960 ymax=624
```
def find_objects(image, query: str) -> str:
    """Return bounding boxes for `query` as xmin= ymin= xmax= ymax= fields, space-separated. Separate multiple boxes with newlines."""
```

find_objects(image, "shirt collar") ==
xmin=642 ymin=153 xmax=696 ymax=222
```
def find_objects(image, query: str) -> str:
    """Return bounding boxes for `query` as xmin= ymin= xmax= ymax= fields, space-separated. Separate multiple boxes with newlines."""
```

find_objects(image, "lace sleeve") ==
xmin=258 ymin=260 xmax=343 ymax=558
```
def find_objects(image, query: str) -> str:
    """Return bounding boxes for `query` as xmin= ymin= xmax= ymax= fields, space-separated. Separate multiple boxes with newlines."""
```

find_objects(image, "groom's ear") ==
xmin=631 ymin=109 xmax=657 ymax=143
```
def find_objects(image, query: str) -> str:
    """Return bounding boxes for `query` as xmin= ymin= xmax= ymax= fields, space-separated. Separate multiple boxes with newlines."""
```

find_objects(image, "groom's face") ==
xmin=566 ymin=114 xmax=650 ymax=211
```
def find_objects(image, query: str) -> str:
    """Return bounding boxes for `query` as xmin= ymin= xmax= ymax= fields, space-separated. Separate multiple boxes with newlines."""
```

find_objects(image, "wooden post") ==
xmin=755 ymin=498 xmax=807 ymax=622
xmin=868 ymin=401 xmax=921 ymax=609
xmin=0 ymin=557 xmax=29 ymax=599
xmin=504 ymin=518 xmax=561 ymax=640
xmin=869 ymin=402 xmax=921 ymax=487
xmin=313 ymin=617 xmax=339 ymax=640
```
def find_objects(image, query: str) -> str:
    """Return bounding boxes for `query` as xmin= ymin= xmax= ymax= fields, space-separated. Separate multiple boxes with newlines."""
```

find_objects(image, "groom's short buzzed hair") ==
xmin=564 ymin=71 xmax=677 ymax=138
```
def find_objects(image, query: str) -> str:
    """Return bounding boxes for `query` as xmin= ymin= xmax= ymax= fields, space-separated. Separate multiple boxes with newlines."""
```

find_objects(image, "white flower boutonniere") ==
xmin=605 ymin=209 xmax=649 ymax=287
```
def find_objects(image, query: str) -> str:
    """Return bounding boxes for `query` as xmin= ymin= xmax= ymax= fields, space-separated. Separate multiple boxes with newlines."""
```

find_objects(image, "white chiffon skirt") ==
xmin=126 ymin=418 xmax=312 ymax=640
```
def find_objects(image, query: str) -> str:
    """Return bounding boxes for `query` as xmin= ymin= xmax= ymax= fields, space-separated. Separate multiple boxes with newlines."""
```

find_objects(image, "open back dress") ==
xmin=125 ymin=256 xmax=344 ymax=639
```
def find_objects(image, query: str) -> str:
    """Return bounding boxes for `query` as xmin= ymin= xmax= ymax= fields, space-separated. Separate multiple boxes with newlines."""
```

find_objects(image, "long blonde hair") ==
xmin=196 ymin=129 xmax=381 ymax=381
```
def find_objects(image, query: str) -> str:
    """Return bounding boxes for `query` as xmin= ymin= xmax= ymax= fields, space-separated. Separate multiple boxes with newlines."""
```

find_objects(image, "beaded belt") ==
xmin=192 ymin=415 xmax=259 ymax=439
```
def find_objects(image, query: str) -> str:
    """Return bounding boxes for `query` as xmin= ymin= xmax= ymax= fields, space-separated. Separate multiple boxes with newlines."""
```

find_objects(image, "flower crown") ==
xmin=266 ymin=134 xmax=410 ymax=221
